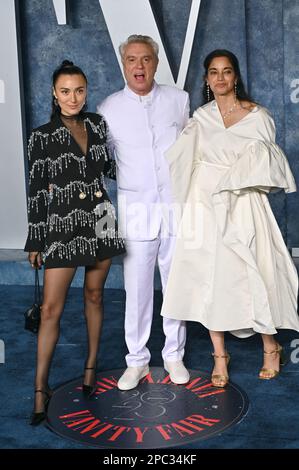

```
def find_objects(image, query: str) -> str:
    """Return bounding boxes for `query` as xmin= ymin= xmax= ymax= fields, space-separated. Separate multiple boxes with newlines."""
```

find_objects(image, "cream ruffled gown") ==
xmin=161 ymin=101 xmax=299 ymax=338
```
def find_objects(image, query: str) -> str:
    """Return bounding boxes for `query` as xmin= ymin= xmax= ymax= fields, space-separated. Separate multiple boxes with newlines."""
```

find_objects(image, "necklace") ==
xmin=60 ymin=113 xmax=82 ymax=123
xmin=221 ymin=101 xmax=237 ymax=120
xmin=60 ymin=113 xmax=86 ymax=131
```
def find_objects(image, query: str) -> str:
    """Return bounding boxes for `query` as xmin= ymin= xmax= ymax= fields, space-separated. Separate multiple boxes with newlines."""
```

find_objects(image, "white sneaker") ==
xmin=117 ymin=365 xmax=150 ymax=391
xmin=164 ymin=360 xmax=190 ymax=384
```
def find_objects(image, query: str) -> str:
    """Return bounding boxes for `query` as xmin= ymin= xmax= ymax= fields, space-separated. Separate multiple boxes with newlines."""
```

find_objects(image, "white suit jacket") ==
xmin=98 ymin=82 xmax=190 ymax=240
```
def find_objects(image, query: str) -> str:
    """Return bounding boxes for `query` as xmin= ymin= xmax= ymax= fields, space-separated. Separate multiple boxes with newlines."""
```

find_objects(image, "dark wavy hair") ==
xmin=51 ymin=60 xmax=88 ymax=120
xmin=202 ymin=49 xmax=253 ymax=104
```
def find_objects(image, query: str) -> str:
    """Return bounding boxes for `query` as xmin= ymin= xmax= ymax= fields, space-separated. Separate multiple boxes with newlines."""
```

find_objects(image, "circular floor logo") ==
xmin=46 ymin=367 xmax=249 ymax=449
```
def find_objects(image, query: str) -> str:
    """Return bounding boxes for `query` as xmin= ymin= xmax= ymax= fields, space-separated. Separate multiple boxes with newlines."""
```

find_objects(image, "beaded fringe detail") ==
xmin=29 ymin=145 xmax=109 ymax=183
xmin=48 ymin=209 xmax=97 ymax=233
xmin=26 ymin=115 xmax=123 ymax=264
xmin=43 ymin=236 xmax=98 ymax=261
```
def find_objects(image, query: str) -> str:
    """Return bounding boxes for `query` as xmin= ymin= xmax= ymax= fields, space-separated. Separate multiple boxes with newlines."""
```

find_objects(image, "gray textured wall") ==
xmin=19 ymin=0 xmax=299 ymax=246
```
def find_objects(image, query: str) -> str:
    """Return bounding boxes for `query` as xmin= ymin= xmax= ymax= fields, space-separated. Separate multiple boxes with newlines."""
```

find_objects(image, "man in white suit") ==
xmin=98 ymin=35 xmax=190 ymax=390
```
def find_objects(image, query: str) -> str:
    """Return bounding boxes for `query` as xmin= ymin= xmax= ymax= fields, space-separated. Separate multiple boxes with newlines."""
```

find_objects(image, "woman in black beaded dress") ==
xmin=24 ymin=60 xmax=125 ymax=425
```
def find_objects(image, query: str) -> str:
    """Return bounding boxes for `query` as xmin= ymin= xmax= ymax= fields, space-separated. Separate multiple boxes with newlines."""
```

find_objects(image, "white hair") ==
xmin=119 ymin=35 xmax=159 ymax=61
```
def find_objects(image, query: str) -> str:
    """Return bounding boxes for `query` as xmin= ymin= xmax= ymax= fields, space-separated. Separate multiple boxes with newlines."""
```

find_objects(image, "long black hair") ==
xmin=51 ymin=60 xmax=88 ymax=120
xmin=202 ymin=49 xmax=253 ymax=104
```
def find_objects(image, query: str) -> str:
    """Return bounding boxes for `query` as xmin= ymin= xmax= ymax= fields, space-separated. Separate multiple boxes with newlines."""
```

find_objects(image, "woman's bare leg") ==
xmin=260 ymin=334 xmax=281 ymax=378
xmin=83 ymin=258 xmax=112 ymax=385
xmin=34 ymin=267 xmax=76 ymax=412
xmin=209 ymin=330 xmax=229 ymax=386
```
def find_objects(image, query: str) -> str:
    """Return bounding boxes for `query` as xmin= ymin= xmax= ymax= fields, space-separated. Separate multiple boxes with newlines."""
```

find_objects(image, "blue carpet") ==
xmin=0 ymin=285 xmax=299 ymax=449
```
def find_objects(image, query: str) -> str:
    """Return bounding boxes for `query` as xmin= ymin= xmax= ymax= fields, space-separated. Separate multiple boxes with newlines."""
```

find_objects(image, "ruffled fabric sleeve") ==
xmin=165 ymin=117 xmax=200 ymax=207
xmin=24 ymin=131 xmax=49 ymax=252
xmin=214 ymin=139 xmax=296 ymax=196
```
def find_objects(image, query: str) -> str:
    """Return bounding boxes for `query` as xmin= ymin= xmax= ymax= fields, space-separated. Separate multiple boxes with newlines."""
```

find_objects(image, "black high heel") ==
xmin=82 ymin=365 xmax=97 ymax=398
xmin=30 ymin=390 xmax=51 ymax=426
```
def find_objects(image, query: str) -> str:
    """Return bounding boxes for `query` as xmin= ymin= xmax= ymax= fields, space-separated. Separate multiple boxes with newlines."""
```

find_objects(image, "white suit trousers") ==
xmin=123 ymin=236 xmax=186 ymax=367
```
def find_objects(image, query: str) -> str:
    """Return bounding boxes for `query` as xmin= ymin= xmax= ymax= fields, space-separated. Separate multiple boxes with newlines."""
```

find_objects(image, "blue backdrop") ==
xmin=19 ymin=0 xmax=299 ymax=247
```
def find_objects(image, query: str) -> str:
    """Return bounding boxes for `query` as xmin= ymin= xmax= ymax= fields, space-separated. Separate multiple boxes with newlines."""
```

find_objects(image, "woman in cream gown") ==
xmin=161 ymin=50 xmax=299 ymax=387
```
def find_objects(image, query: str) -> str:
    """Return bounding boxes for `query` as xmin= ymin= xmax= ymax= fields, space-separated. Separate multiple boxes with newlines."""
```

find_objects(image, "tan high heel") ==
xmin=211 ymin=352 xmax=230 ymax=388
xmin=259 ymin=344 xmax=286 ymax=380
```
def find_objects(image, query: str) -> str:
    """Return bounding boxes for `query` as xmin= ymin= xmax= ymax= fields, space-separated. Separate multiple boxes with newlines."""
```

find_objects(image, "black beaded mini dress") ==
xmin=24 ymin=112 xmax=125 ymax=268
